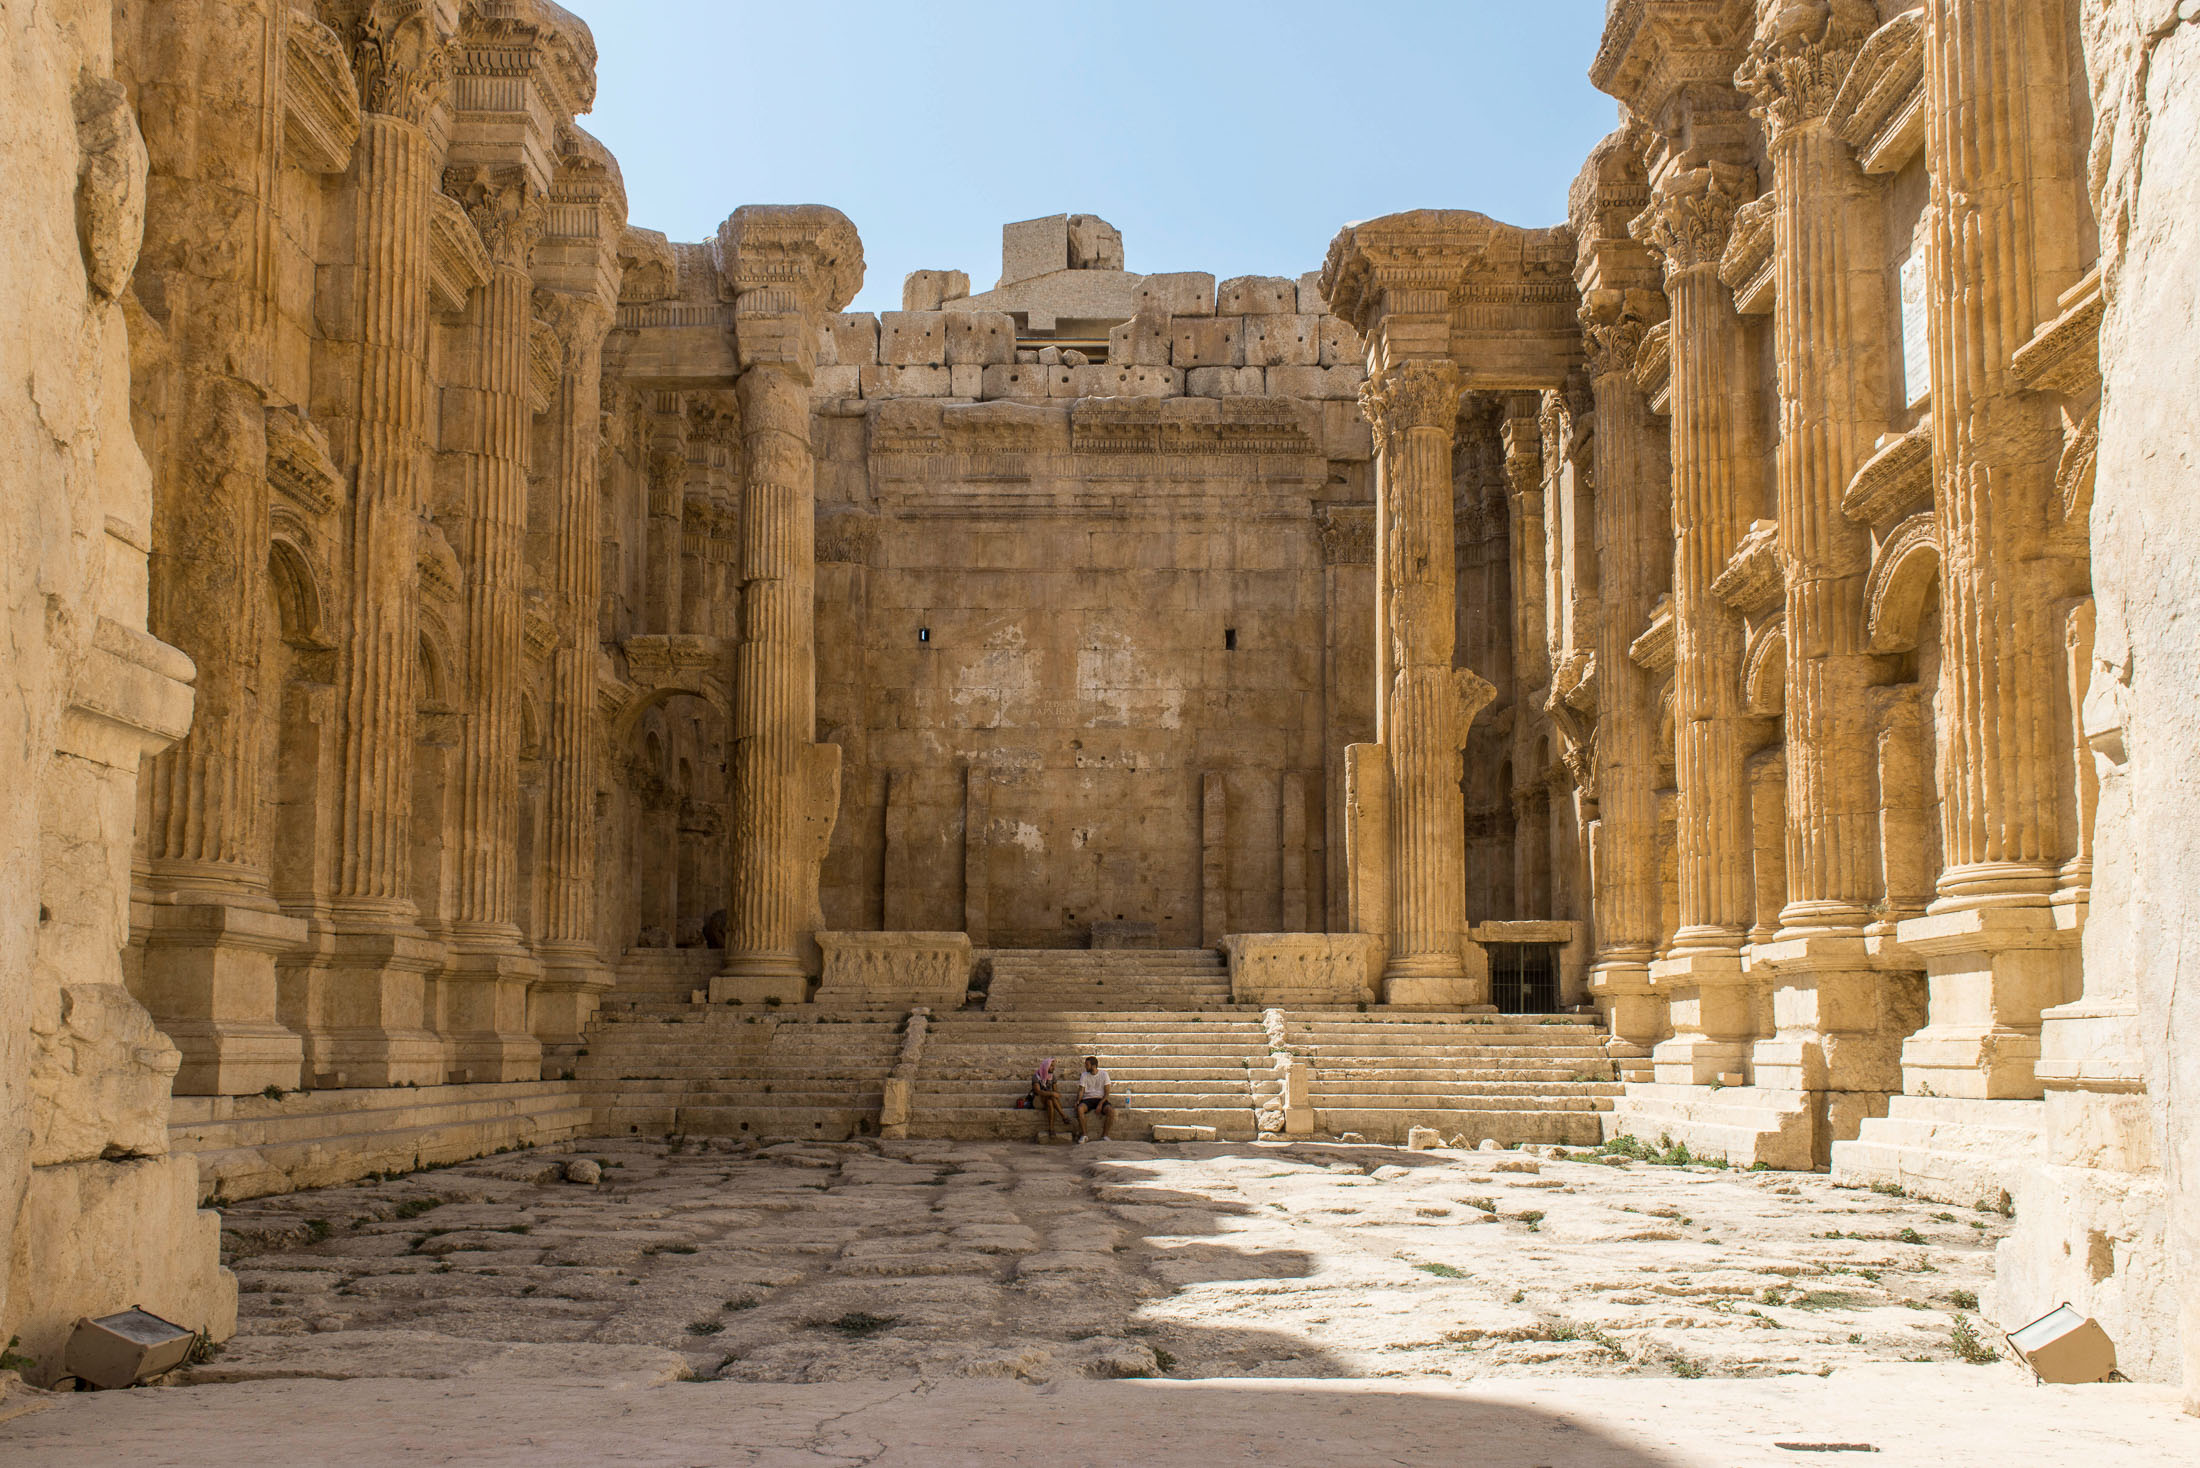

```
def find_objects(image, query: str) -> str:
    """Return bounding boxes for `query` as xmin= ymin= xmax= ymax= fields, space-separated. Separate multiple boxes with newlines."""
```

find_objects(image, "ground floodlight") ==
xmin=2007 ymin=1304 xmax=2117 ymax=1384
xmin=62 ymin=1308 xmax=196 ymax=1389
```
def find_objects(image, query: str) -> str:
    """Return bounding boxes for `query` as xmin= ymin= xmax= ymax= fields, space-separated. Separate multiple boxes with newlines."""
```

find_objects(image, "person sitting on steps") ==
xmin=1074 ymin=1055 xmax=1113 ymax=1144
xmin=1018 ymin=1057 xmax=1069 ymax=1142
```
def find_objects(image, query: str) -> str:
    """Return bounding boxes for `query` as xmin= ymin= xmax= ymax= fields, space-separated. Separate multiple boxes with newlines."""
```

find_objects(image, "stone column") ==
xmin=531 ymin=297 xmax=617 ymax=1047
xmin=713 ymin=206 xmax=862 ymax=1002
xmin=308 ymin=24 xmax=455 ymax=1088
xmin=1579 ymin=294 xmax=1672 ymax=1047
xmin=1737 ymin=6 xmax=1921 ymax=1137
xmin=1316 ymin=504 xmax=1375 ymax=933
xmin=1361 ymin=362 xmax=1493 ymax=1006
xmin=1634 ymin=160 xmax=1765 ymax=1083
xmin=130 ymin=0 xmax=305 ymax=1095
xmin=441 ymin=167 xmax=543 ymax=1081
xmin=1895 ymin=0 xmax=2090 ymax=1098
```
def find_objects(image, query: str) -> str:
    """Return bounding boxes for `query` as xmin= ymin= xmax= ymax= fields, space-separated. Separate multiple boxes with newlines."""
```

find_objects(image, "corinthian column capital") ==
xmin=447 ymin=165 xmax=545 ymax=272
xmin=1578 ymin=288 xmax=1669 ymax=380
xmin=1359 ymin=361 xmax=1464 ymax=438
xmin=1734 ymin=0 xmax=1878 ymax=140
xmin=353 ymin=1 xmax=457 ymax=125
xmin=1631 ymin=160 xmax=1759 ymax=278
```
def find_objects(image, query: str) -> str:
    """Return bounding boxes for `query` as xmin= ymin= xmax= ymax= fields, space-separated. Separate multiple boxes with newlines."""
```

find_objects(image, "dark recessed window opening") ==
xmin=1224 ymin=627 xmax=1238 ymax=650
xmin=1489 ymin=943 xmax=1561 ymax=1014
xmin=917 ymin=627 xmax=930 ymax=644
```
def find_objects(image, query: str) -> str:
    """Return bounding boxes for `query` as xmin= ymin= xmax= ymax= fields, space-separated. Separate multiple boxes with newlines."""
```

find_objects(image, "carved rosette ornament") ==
xmin=1735 ymin=0 xmax=1879 ymax=139
xmin=352 ymin=1 xmax=455 ymax=125
xmin=448 ymin=166 xmax=545 ymax=272
xmin=1630 ymin=161 xmax=1758 ymax=279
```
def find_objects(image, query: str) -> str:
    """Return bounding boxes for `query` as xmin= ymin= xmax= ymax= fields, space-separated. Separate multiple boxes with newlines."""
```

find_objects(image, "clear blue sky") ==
xmin=558 ymin=2 xmax=1620 ymax=315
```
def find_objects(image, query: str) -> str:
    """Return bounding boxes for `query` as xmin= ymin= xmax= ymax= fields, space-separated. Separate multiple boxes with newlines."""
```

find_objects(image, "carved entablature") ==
xmin=451 ymin=0 xmax=598 ymax=165
xmin=1718 ymin=193 xmax=1777 ymax=315
xmin=1629 ymin=594 xmax=1677 ymax=674
xmin=713 ymin=205 xmax=863 ymax=370
xmin=1591 ymin=0 xmax=1754 ymax=132
xmin=815 ymin=509 xmax=881 ymax=566
xmin=427 ymin=189 xmax=492 ymax=317
xmin=1315 ymin=504 xmax=1375 ymax=566
xmin=1711 ymin=519 xmax=1785 ymax=619
xmin=534 ymin=125 xmax=627 ymax=307
xmin=1842 ymin=418 xmax=1934 ymax=529
xmin=1734 ymin=0 xmax=1879 ymax=141
xmin=2012 ymin=271 xmax=2105 ymax=398
xmin=284 ymin=11 xmax=362 ymax=174
xmin=264 ymin=406 xmax=342 ymax=516
xmin=617 ymin=227 xmax=679 ymax=306
xmin=351 ymin=0 xmax=458 ymax=127
xmin=446 ymin=163 xmax=544 ymax=271
xmin=1631 ymin=159 xmax=1757 ymax=278
xmin=1829 ymin=8 xmax=1927 ymax=175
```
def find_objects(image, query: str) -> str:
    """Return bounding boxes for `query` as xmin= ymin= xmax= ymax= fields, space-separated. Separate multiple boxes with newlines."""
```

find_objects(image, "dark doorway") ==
xmin=1488 ymin=942 xmax=1559 ymax=1013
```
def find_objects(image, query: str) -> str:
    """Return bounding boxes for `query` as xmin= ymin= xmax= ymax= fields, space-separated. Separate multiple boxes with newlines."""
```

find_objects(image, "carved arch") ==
xmin=1865 ymin=512 xmax=1942 ymax=654
xmin=267 ymin=536 xmax=328 ymax=648
xmin=1744 ymin=617 xmax=1787 ymax=718
xmin=610 ymin=681 xmax=731 ymax=745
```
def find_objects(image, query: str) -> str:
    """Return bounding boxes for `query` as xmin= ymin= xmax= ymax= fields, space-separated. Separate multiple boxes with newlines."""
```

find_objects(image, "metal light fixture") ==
xmin=2007 ymin=1304 xmax=2118 ymax=1385
xmin=62 ymin=1308 xmax=197 ymax=1389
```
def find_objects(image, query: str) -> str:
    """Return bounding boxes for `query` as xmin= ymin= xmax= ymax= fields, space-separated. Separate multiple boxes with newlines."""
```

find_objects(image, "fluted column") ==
xmin=1362 ymin=363 xmax=1493 ymax=1006
xmin=308 ymin=38 xmax=452 ymax=1085
xmin=1635 ymin=160 xmax=1766 ymax=1083
xmin=1895 ymin=0 xmax=2090 ymax=1099
xmin=1737 ymin=7 xmax=1922 ymax=1139
xmin=441 ymin=167 xmax=543 ymax=1081
xmin=1580 ymin=298 xmax=1671 ymax=1020
xmin=532 ymin=298 xmax=616 ymax=1043
xmin=129 ymin=0 xmax=305 ymax=1094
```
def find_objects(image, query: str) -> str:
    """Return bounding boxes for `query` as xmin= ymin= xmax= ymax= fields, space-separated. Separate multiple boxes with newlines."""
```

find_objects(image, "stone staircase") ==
xmin=578 ymin=1000 xmax=904 ymax=1142
xmin=1830 ymin=1096 xmax=2046 ymax=1206
xmin=1283 ymin=1013 xmax=1620 ymax=1146
xmin=607 ymin=948 xmax=722 ymax=1007
xmin=984 ymin=948 xmax=1233 ymax=1011
xmin=908 ymin=1011 xmax=1275 ymax=1140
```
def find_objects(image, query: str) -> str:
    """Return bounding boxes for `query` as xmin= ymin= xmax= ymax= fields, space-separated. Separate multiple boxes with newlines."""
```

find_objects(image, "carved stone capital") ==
xmin=1314 ymin=505 xmax=1375 ymax=566
xmin=1360 ymin=361 xmax=1464 ymax=440
xmin=1630 ymin=160 xmax=1758 ymax=277
xmin=1734 ymin=0 xmax=1878 ymax=140
xmin=446 ymin=165 xmax=544 ymax=272
xmin=1578 ymin=289 xmax=1668 ymax=380
xmin=353 ymin=1 xmax=457 ymax=126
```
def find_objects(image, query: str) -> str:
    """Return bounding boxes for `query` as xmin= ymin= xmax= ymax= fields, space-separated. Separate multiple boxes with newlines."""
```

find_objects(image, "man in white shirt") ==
xmin=1074 ymin=1055 xmax=1113 ymax=1143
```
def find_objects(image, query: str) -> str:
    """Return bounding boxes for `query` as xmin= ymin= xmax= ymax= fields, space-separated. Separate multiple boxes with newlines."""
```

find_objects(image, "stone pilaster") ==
xmin=1737 ymin=3 xmax=1922 ymax=1134
xmin=305 ymin=13 xmax=457 ymax=1088
xmin=440 ymin=165 xmax=543 ymax=1082
xmin=1634 ymin=160 xmax=1766 ymax=1083
xmin=1894 ymin=0 xmax=2091 ymax=1100
xmin=711 ymin=206 xmax=863 ymax=1002
xmin=1361 ymin=362 xmax=1494 ymax=1006
xmin=531 ymin=296 xmax=617 ymax=1044
xmin=1579 ymin=295 xmax=1672 ymax=1040
xmin=130 ymin=0 xmax=305 ymax=1095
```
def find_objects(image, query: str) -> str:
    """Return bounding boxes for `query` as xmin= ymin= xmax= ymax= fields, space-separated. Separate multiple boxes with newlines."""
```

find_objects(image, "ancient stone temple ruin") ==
xmin=3 ymin=0 xmax=2197 ymax=1419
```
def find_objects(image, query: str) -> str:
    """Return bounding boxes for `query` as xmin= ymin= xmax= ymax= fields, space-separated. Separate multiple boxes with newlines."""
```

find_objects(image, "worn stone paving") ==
xmin=196 ymin=1136 xmax=2015 ymax=1387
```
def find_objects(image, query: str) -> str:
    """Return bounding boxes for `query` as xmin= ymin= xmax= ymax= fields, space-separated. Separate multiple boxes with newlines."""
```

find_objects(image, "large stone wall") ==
xmin=1 ymin=0 xmax=235 ymax=1378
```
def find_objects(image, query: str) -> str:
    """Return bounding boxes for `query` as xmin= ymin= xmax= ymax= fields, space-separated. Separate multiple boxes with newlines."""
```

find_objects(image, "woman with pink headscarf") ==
xmin=1018 ymin=1056 xmax=1068 ymax=1142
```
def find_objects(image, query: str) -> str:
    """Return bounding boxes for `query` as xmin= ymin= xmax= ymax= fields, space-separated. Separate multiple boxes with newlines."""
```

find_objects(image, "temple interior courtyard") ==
xmin=5 ymin=0 xmax=2200 ymax=1460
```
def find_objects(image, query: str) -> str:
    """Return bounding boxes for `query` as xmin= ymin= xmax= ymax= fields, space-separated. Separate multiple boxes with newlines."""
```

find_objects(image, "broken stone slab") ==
xmin=902 ymin=269 xmax=971 ymax=311
xmin=1407 ymin=1127 xmax=1442 ymax=1151
xmin=562 ymin=1159 xmax=601 ymax=1185
xmin=1150 ymin=1125 xmax=1216 ymax=1143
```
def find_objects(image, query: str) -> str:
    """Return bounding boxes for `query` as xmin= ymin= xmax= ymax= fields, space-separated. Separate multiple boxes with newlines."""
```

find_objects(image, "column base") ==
xmin=1895 ymin=905 xmax=2077 ymax=1100
xmin=711 ymin=951 xmax=809 ymax=1007
xmin=1648 ymin=950 xmax=1753 ymax=1085
xmin=284 ymin=926 xmax=446 ymax=1089
xmin=1381 ymin=939 xmax=1490 ymax=1009
xmin=534 ymin=945 xmax=613 ymax=1058
xmin=1590 ymin=953 xmax=1666 ymax=1052
xmin=135 ymin=900 xmax=307 ymax=1096
xmin=442 ymin=947 xmax=545 ymax=1084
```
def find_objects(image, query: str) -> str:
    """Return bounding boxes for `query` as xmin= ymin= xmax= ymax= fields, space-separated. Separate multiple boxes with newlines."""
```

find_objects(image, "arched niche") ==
xmin=1866 ymin=513 xmax=1944 ymax=655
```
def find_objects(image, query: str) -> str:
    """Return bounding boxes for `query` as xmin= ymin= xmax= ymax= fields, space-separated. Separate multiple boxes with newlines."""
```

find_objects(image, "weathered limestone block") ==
xmin=1318 ymin=314 xmax=1365 ymax=367
xmin=1134 ymin=271 xmax=1214 ymax=316
xmin=1265 ymin=364 xmax=1363 ymax=400
xmin=813 ymin=932 xmax=973 ymax=1009
xmin=948 ymin=364 xmax=983 ymax=398
xmin=1296 ymin=271 xmax=1329 ymax=314
xmin=1106 ymin=307 xmax=1173 ymax=366
xmin=944 ymin=310 xmax=1016 ymax=365
xmin=1217 ymin=275 xmax=1297 ymax=314
xmin=824 ymin=312 xmax=879 ymax=366
xmin=902 ymin=268 xmax=970 ymax=311
xmin=1185 ymin=365 xmax=1264 ymax=397
xmin=1242 ymin=314 xmax=1320 ymax=366
xmin=861 ymin=364 xmax=952 ymax=398
xmin=1170 ymin=316 xmax=1244 ymax=367
xmin=812 ymin=364 xmax=861 ymax=398
xmin=1222 ymin=933 xmax=1381 ymax=1006
xmin=1068 ymin=363 xmax=1181 ymax=398
xmin=979 ymin=363 xmax=1067 ymax=399
xmin=879 ymin=311 xmax=950 ymax=365
xmin=29 ymin=984 xmax=180 ymax=1166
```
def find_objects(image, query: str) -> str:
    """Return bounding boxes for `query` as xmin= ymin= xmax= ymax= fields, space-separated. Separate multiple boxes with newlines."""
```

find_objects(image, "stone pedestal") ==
xmin=134 ymin=902 xmax=307 ymax=1095
xmin=287 ymin=928 xmax=446 ymax=1089
xmin=1648 ymin=951 xmax=1753 ymax=1086
xmin=440 ymin=948 xmax=544 ymax=1083
xmin=1895 ymin=905 xmax=2076 ymax=1099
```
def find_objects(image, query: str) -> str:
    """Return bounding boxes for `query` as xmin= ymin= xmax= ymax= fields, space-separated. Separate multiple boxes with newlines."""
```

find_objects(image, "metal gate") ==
xmin=1488 ymin=942 xmax=1559 ymax=1013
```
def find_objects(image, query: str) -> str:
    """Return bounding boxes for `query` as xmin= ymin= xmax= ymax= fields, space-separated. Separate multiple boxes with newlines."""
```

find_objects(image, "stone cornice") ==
xmin=1841 ymin=417 xmax=1934 ymax=528
xmin=1711 ymin=519 xmax=1785 ymax=618
xmin=283 ymin=10 xmax=362 ymax=175
xmin=1592 ymin=0 xmax=1754 ymax=122
xmin=1829 ymin=8 xmax=1926 ymax=174
xmin=454 ymin=0 xmax=597 ymax=127
xmin=1321 ymin=211 xmax=1577 ymax=378
xmin=1718 ymin=192 xmax=1777 ymax=313
xmin=1628 ymin=594 xmax=1677 ymax=674
xmin=2012 ymin=272 xmax=2105 ymax=397
xmin=426 ymin=189 xmax=493 ymax=317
